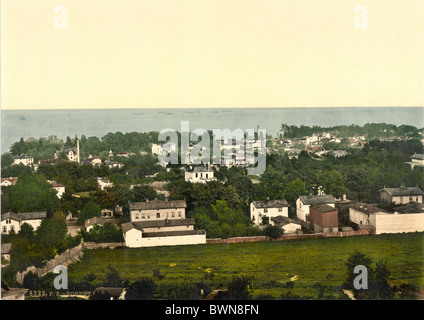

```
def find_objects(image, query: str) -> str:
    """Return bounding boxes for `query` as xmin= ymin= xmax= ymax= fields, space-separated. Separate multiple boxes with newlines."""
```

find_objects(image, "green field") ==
xmin=68 ymin=232 xmax=424 ymax=299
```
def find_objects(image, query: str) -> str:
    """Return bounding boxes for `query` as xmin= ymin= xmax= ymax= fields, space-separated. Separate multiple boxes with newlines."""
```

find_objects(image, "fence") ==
xmin=206 ymin=228 xmax=375 ymax=244
xmin=15 ymin=242 xmax=125 ymax=284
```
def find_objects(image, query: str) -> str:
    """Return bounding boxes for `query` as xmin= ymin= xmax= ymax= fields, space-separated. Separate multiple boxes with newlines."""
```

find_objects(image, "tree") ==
xmin=284 ymin=178 xmax=307 ymax=204
xmin=104 ymin=264 xmax=122 ymax=287
xmin=264 ymin=225 xmax=284 ymax=239
xmin=4 ymin=173 xmax=58 ymax=215
xmin=78 ymin=201 xmax=101 ymax=225
xmin=227 ymin=275 xmax=253 ymax=300
xmin=35 ymin=212 xmax=68 ymax=250
xmin=126 ymin=278 xmax=157 ymax=300
xmin=1 ymin=153 xmax=14 ymax=169
xmin=320 ymin=170 xmax=345 ymax=198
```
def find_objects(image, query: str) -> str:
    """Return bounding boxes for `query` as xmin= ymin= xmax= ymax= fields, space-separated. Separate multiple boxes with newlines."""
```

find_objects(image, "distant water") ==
xmin=1 ymin=107 xmax=423 ymax=152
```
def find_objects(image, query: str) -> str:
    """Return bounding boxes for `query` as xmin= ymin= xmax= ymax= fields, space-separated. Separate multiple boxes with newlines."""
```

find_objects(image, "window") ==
xmin=399 ymin=197 xmax=403 ymax=203
xmin=417 ymin=197 xmax=419 ymax=201
xmin=142 ymin=214 xmax=146 ymax=219
xmin=206 ymin=174 xmax=208 ymax=179
xmin=2 ymin=226 xmax=6 ymax=233
xmin=10 ymin=225 xmax=15 ymax=231
xmin=278 ymin=208 xmax=282 ymax=212
xmin=195 ymin=173 xmax=198 ymax=178
xmin=264 ymin=208 xmax=268 ymax=213
xmin=156 ymin=212 xmax=160 ymax=219
xmin=178 ymin=212 xmax=182 ymax=217
xmin=135 ymin=213 xmax=139 ymax=220
xmin=171 ymin=212 xmax=175 ymax=218
xmin=409 ymin=196 xmax=413 ymax=201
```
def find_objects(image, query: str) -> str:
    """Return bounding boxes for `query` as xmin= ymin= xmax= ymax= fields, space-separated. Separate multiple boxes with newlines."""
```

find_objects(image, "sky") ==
xmin=1 ymin=0 xmax=424 ymax=110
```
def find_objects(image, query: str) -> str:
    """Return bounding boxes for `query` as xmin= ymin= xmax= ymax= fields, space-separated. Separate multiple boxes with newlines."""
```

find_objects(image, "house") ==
xmin=82 ymin=156 xmax=102 ymax=166
xmin=1 ymin=243 xmax=12 ymax=266
xmin=38 ymin=159 xmax=56 ymax=165
xmin=54 ymin=142 xmax=80 ymax=162
xmin=151 ymin=142 xmax=177 ymax=156
xmin=104 ymin=161 xmax=124 ymax=169
xmin=408 ymin=153 xmax=424 ymax=168
xmin=379 ymin=186 xmax=423 ymax=205
xmin=12 ymin=155 xmax=34 ymax=166
xmin=250 ymin=199 xmax=289 ymax=226
xmin=1 ymin=211 xmax=47 ymax=234
xmin=48 ymin=180 xmax=66 ymax=198
xmin=129 ymin=199 xmax=187 ymax=221
xmin=184 ymin=164 xmax=216 ymax=183
xmin=1 ymin=282 xmax=28 ymax=300
xmin=296 ymin=195 xmax=335 ymax=222
xmin=121 ymin=219 xmax=206 ymax=248
xmin=270 ymin=216 xmax=302 ymax=234
xmin=1 ymin=177 xmax=18 ymax=188
xmin=85 ymin=216 xmax=108 ymax=232
xmin=309 ymin=204 xmax=339 ymax=232
xmin=349 ymin=201 xmax=424 ymax=234
xmin=90 ymin=287 xmax=126 ymax=300
xmin=97 ymin=177 xmax=114 ymax=191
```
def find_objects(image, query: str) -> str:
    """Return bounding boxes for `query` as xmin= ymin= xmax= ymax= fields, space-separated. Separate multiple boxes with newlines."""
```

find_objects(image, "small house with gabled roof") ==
xmin=296 ymin=194 xmax=335 ymax=222
xmin=250 ymin=199 xmax=288 ymax=226
xmin=379 ymin=186 xmax=423 ymax=205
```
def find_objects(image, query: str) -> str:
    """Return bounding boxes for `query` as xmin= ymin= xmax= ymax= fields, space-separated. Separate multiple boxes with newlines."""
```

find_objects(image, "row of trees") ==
xmin=281 ymin=123 xmax=423 ymax=139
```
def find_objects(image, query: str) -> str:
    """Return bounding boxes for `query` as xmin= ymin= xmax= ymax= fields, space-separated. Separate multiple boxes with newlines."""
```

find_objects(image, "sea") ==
xmin=1 ymin=107 xmax=423 ymax=153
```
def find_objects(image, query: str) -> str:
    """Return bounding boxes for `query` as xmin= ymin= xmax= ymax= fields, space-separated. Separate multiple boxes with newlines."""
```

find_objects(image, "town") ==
xmin=1 ymin=122 xmax=424 ymax=300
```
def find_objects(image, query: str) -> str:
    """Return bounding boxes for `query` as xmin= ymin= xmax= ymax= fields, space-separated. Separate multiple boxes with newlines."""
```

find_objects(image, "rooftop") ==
xmin=349 ymin=202 xmax=390 ymax=214
xmin=122 ymin=219 xmax=196 ymax=232
xmin=380 ymin=186 xmax=424 ymax=197
xmin=299 ymin=195 xmax=335 ymax=205
xmin=252 ymin=199 xmax=288 ymax=208
xmin=1 ymin=243 xmax=12 ymax=254
xmin=310 ymin=203 xmax=338 ymax=213
xmin=129 ymin=199 xmax=187 ymax=211
xmin=1 ymin=211 xmax=47 ymax=221
xmin=411 ymin=153 xmax=424 ymax=160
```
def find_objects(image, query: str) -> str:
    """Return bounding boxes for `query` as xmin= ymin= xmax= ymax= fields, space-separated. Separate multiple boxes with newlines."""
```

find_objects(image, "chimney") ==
xmin=77 ymin=139 xmax=80 ymax=163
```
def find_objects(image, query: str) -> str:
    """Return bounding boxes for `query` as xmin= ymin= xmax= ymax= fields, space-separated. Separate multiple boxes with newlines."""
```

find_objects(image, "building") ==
xmin=90 ymin=287 xmax=126 ymax=300
xmin=82 ymin=156 xmax=102 ymax=166
xmin=379 ymin=186 xmax=423 ymax=205
xmin=184 ymin=164 xmax=216 ymax=183
xmin=12 ymin=155 xmax=34 ymax=166
xmin=1 ymin=177 xmax=18 ymax=188
xmin=54 ymin=140 xmax=80 ymax=162
xmin=408 ymin=153 xmax=424 ymax=168
xmin=296 ymin=195 xmax=335 ymax=222
xmin=349 ymin=201 xmax=424 ymax=234
xmin=48 ymin=180 xmax=66 ymax=198
xmin=129 ymin=199 xmax=187 ymax=221
xmin=104 ymin=161 xmax=124 ymax=169
xmin=1 ymin=243 xmax=12 ymax=266
xmin=309 ymin=204 xmax=339 ymax=232
xmin=97 ymin=177 xmax=114 ymax=191
xmin=270 ymin=216 xmax=302 ymax=234
xmin=85 ymin=216 xmax=108 ymax=232
xmin=1 ymin=211 xmax=47 ymax=234
xmin=1 ymin=282 xmax=28 ymax=300
xmin=121 ymin=219 xmax=206 ymax=248
xmin=250 ymin=199 xmax=289 ymax=226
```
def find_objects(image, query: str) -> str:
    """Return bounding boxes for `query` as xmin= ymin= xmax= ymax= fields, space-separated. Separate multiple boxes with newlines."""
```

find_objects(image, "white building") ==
xmin=104 ymin=161 xmax=124 ymax=169
xmin=408 ymin=153 xmax=424 ymax=168
xmin=379 ymin=186 xmax=423 ymax=205
xmin=349 ymin=202 xmax=424 ymax=234
xmin=184 ymin=164 xmax=216 ymax=183
xmin=296 ymin=195 xmax=335 ymax=222
xmin=48 ymin=180 xmax=66 ymax=198
xmin=121 ymin=219 xmax=206 ymax=248
xmin=12 ymin=155 xmax=34 ymax=166
xmin=250 ymin=199 xmax=289 ymax=226
xmin=84 ymin=216 xmax=108 ymax=232
xmin=82 ymin=156 xmax=102 ymax=166
xmin=1 ymin=211 xmax=47 ymax=234
xmin=54 ymin=140 xmax=80 ymax=162
xmin=129 ymin=199 xmax=187 ymax=222
xmin=1 ymin=177 xmax=18 ymax=188
xmin=97 ymin=177 xmax=114 ymax=191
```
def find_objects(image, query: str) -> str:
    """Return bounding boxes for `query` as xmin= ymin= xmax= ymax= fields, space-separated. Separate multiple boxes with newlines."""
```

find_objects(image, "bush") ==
xmin=264 ymin=225 xmax=284 ymax=239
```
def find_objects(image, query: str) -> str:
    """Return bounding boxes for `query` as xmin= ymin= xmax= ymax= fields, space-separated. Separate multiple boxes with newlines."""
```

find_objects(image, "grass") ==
xmin=67 ymin=232 xmax=424 ymax=299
